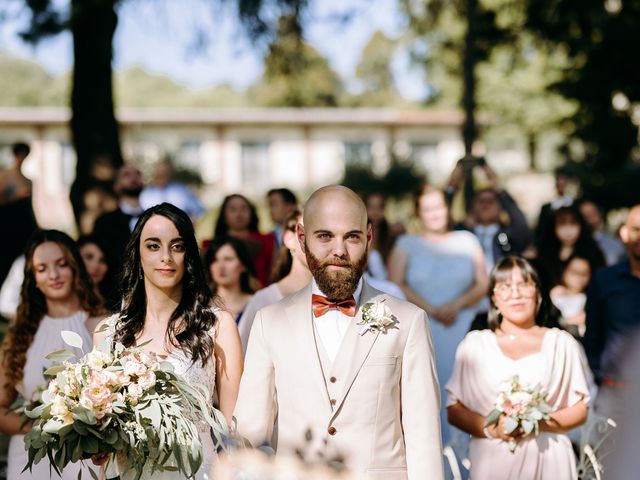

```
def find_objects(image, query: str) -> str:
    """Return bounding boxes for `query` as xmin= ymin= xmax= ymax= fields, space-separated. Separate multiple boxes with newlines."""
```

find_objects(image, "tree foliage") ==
xmin=346 ymin=30 xmax=410 ymax=107
xmin=526 ymin=0 xmax=640 ymax=207
xmin=251 ymin=13 xmax=342 ymax=107
xmin=0 ymin=51 xmax=68 ymax=105
xmin=400 ymin=0 xmax=577 ymax=168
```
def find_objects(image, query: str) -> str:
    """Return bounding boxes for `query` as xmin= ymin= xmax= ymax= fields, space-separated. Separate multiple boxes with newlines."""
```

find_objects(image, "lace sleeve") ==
xmin=209 ymin=306 xmax=221 ymax=340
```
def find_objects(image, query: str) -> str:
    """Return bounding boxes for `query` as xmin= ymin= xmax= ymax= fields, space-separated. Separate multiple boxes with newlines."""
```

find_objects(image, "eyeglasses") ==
xmin=493 ymin=282 xmax=537 ymax=300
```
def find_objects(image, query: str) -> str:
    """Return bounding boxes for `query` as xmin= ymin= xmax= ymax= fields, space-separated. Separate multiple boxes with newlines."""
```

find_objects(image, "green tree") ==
xmin=4 ymin=0 xmax=309 ymax=230
xmin=356 ymin=30 xmax=396 ymax=92
xmin=526 ymin=0 xmax=640 ymax=208
xmin=348 ymin=30 xmax=410 ymax=107
xmin=0 ymin=51 xmax=67 ymax=106
xmin=251 ymin=12 xmax=342 ymax=106
xmin=400 ymin=0 xmax=577 ymax=169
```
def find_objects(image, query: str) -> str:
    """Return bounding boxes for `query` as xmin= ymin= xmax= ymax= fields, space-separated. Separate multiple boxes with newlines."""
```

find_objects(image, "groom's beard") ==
xmin=305 ymin=244 xmax=368 ymax=301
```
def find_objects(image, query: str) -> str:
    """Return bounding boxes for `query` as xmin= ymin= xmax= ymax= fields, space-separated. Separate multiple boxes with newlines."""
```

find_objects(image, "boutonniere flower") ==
xmin=358 ymin=300 xmax=398 ymax=336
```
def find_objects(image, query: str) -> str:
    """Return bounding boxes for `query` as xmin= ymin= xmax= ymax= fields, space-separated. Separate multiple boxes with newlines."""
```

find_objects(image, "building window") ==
xmin=409 ymin=143 xmax=438 ymax=169
xmin=241 ymin=142 xmax=270 ymax=190
xmin=344 ymin=142 xmax=373 ymax=168
xmin=178 ymin=140 xmax=201 ymax=171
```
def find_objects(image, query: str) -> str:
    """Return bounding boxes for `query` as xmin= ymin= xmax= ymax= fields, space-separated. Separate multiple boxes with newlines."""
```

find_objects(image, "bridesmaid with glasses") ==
xmin=446 ymin=256 xmax=592 ymax=480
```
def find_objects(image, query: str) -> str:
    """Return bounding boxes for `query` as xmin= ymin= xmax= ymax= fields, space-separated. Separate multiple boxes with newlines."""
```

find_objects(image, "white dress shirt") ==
xmin=119 ymin=200 xmax=144 ymax=232
xmin=312 ymin=278 xmax=363 ymax=365
xmin=139 ymin=182 xmax=204 ymax=219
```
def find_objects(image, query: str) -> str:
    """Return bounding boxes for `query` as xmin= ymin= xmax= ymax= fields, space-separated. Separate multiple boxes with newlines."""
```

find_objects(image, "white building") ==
xmin=0 ymin=107 xmax=541 ymax=230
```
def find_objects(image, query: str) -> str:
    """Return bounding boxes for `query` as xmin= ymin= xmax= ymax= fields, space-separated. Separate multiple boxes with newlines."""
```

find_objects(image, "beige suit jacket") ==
xmin=234 ymin=282 xmax=444 ymax=480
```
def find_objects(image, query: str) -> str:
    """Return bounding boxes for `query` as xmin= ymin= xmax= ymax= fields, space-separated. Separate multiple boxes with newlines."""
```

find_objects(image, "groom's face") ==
xmin=299 ymin=192 xmax=371 ymax=301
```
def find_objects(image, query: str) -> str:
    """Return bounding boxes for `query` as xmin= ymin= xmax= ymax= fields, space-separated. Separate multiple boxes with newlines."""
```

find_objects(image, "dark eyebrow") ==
xmin=313 ymin=230 xmax=333 ymax=235
xmin=143 ymin=237 xmax=184 ymax=243
xmin=345 ymin=230 xmax=364 ymax=235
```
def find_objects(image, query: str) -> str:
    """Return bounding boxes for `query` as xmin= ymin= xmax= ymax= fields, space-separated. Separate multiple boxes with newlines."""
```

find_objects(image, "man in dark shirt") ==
xmin=584 ymin=204 xmax=640 ymax=471
xmin=585 ymin=204 xmax=640 ymax=385
xmin=92 ymin=165 xmax=144 ymax=299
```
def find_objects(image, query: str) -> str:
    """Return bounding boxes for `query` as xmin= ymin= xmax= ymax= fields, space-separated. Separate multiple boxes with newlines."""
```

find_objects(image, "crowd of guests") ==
xmin=0 ymin=147 xmax=639 ymax=480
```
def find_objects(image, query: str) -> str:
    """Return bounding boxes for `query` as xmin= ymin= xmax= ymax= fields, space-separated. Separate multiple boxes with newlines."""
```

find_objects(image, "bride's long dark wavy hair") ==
xmin=113 ymin=203 xmax=216 ymax=364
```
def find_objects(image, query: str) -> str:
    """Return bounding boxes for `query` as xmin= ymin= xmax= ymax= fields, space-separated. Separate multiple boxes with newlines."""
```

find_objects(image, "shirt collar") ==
xmin=120 ymin=200 xmax=144 ymax=217
xmin=551 ymin=196 xmax=574 ymax=210
xmin=311 ymin=276 xmax=364 ymax=306
xmin=474 ymin=223 xmax=500 ymax=236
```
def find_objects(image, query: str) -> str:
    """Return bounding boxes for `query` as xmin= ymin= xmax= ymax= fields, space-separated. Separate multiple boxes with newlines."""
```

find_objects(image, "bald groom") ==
xmin=234 ymin=185 xmax=444 ymax=479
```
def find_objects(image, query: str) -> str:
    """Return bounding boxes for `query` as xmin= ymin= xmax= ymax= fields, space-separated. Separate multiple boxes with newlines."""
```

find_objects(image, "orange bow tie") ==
xmin=312 ymin=294 xmax=357 ymax=317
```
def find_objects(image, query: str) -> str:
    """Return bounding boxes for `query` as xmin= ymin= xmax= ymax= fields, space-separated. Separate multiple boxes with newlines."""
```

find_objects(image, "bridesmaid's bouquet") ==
xmin=18 ymin=329 xmax=228 ymax=480
xmin=484 ymin=375 xmax=552 ymax=452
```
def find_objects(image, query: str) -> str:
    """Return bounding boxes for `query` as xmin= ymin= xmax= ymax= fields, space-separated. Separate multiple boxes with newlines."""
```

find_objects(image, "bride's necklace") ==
xmin=499 ymin=329 xmax=520 ymax=341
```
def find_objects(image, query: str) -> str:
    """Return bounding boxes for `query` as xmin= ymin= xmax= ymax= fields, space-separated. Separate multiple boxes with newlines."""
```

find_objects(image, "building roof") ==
xmin=0 ymin=107 xmax=465 ymax=128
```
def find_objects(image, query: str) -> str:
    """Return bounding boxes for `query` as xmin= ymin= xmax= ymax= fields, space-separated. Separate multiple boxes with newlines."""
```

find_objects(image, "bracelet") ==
xmin=483 ymin=426 xmax=495 ymax=439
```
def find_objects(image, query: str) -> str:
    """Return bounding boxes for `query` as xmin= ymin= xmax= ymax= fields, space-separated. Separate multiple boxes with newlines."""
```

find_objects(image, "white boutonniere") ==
xmin=358 ymin=300 xmax=398 ymax=335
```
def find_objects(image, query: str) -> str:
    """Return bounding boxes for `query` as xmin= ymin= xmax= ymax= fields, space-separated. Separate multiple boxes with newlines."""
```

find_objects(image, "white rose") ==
xmin=87 ymin=350 xmax=112 ymax=370
xmin=366 ymin=301 xmax=394 ymax=328
xmin=127 ymin=383 xmax=143 ymax=400
xmin=124 ymin=360 xmax=146 ymax=378
xmin=137 ymin=371 xmax=156 ymax=390
xmin=50 ymin=395 xmax=69 ymax=417
xmin=47 ymin=380 xmax=60 ymax=396
xmin=510 ymin=391 xmax=533 ymax=407
xmin=79 ymin=394 xmax=93 ymax=411
xmin=63 ymin=381 xmax=79 ymax=397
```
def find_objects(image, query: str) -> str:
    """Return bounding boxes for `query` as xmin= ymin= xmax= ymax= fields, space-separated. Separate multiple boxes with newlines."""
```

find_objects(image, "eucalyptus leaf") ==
xmin=72 ymin=407 xmax=97 ymax=426
xmin=45 ymin=349 xmax=75 ymax=362
xmin=503 ymin=416 xmax=519 ymax=434
xmin=81 ymin=434 xmax=99 ymax=454
xmin=484 ymin=408 xmax=502 ymax=427
xmin=521 ymin=419 xmax=534 ymax=434
xmin=61 ymin=330 xmax=84 ymax=350
xmin=95 ymin=322 xmax=110 ymax=333
xmin=44 ymin=364 xmax=67 ymax=376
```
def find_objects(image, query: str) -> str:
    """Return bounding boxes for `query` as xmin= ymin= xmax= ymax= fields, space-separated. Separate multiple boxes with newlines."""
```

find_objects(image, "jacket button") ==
xmin=330 ymin=376 xmax=337 ymax=383
xmin=328 ymin=426 xmax=337 ymax=435
xmin=330 ymin=398 xmax=336 ymax=406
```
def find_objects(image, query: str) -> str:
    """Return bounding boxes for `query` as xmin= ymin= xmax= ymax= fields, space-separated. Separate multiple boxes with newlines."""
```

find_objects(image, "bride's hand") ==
xmin=91 ymin=452 xmax=110 ymax=466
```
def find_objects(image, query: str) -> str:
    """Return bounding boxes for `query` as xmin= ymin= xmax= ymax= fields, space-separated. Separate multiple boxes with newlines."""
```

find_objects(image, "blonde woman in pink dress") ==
xmin=446 ymin=256 xmax=591 ymax=480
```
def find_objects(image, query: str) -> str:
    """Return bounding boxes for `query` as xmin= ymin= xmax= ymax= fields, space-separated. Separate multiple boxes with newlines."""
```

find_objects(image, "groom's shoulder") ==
xmin=363 ymin=283 xmax=425 ymax=322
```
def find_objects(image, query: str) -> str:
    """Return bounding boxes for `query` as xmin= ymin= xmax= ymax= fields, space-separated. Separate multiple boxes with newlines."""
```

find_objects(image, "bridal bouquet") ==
xmin=18 ymin=329 xmax=228 ymax=480
xmin=484 ymin=375 xmax=552 ymax=452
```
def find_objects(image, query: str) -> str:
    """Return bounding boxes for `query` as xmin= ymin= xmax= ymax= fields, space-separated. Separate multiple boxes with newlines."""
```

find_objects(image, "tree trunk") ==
xmin=462 ymin=0 xmax=477 ymax=156
xmin=462 ymin=0 xmax=478 ymax=213
xmin=528 ymin=132 xmax=537 ymax=171
xmin=69 ymin=0 xmax=122 ymax=232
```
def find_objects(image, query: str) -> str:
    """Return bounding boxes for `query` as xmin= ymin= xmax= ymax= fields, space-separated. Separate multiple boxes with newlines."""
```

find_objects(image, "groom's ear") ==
xmin=296 ymin=223 xmax=306 ymax=252
xmin=366 ymin=222 xmax=373 ymax=246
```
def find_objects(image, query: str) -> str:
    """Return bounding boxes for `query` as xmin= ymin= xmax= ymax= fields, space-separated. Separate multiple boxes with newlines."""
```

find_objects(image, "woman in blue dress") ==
xmin=389 ymin=185 xmax=488 ymax=466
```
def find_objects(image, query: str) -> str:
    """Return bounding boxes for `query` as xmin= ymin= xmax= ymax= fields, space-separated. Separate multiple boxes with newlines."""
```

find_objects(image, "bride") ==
xmin=94 ymin=203 xmax=243 ymax=479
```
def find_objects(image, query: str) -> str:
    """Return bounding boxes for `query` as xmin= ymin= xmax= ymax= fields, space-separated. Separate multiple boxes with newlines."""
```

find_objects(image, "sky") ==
xmin=0 ymin=0 xmax=428 ymax=99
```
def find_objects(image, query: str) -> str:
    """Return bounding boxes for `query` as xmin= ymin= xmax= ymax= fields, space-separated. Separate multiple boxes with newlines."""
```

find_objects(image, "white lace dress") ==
xmin=7 ymin=311 xmax=97 ymax=480
xmin=102 ymin=314 xmax=218 ymax=480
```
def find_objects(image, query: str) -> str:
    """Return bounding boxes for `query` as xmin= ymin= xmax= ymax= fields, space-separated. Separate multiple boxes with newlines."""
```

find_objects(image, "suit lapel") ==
xmin=284 ymin=284 xmax=333 ymax=413
xmin=330 ymin=282 xmax=382 ymax=418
